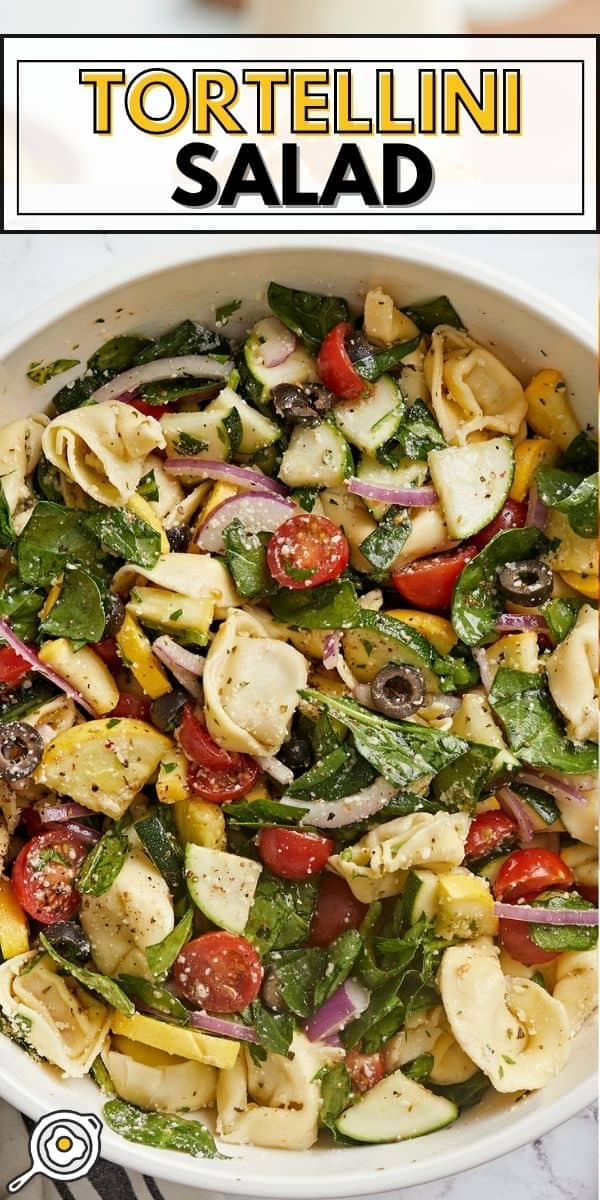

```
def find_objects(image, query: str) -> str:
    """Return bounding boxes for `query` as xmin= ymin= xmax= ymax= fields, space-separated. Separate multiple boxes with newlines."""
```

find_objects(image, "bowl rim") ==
xmin=0 ymin=234 xmax=596 ymax=1194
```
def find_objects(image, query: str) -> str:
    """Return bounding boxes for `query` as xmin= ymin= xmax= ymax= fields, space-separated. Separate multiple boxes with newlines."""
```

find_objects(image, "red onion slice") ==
xmin=165 ymin=458 xmax=288 ymax=495
xmin=257 ymin=318 xmax=297 ymax=368
xmin=494 ymin=901 xmax=598 ymax=925
xmin=0 ymin=619 xmax=98 ymax=716
xmin=497 ymin=786 xmax=535 ymax=844
xmin=254 ymin=755 xmax=294 ymax=787
xmin=322 ymin=631 xmax=342 ymax=671
xmin=61 ymin=822 xmax=102 ymax=843
xmin=472 ymin=647 xmax=493 ymax=694
xmin=347 ymin=477 xmax=438 ymax=507
xmin=189 ymin=1010 xmax=259 ymax=1043
xmin=38 ymin=802 xmax=94 ymax=823
xmin=298 ymin=777 xmax=397 ymax=829
xmin=517 ymin=769 xmax=590 ymax=806
xmin=89 ymin=355 xmax=233 ymax=406
xmin=526 ymin=483 xmax=548 ymax=530
xmin=495 ymin=614 xmax=549 ymax=633
xmin=195 ymin=491 xmax=295 ymax=554
xmin=305 ymin=980 xmax=371 ymax=1042
xmin=152 ymin=636 xmax=204 ymax=700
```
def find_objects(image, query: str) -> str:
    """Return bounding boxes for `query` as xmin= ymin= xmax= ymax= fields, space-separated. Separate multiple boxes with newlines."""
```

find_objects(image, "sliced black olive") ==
xmin=278 ymin=735 xmax=314 ymax=777
xmin=167 ymin=524 xmax=192 ymax=553
xmin=344 ymin=331 xmax=372 ymax=363
xmin=43 ymin=921 xmax=91 ymax=965
xmin=371 ymin=664 xmax=426 ymax=720
xmin=497 ymin=559 xmax=553 ymax=607
xmin=271 ymin=382 xmax=333 ymax=428
xmin=103 ymin=594 xmax=126 ymax=639
xmin=0 ymin=722 xmax=43 ymax=781
xmin=150 ymin=688 xmax=189 ymax=733
xmin=261 ymin=966 xmax=288 ymax=1013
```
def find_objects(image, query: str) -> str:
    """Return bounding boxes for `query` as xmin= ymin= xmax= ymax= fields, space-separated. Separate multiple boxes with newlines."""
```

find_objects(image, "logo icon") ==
xmin=7 ymin=1110 xmax=102 ymax=1193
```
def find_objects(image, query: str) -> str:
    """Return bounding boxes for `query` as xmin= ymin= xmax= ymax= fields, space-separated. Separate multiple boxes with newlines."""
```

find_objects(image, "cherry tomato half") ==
xmin=257 ymin=828 xmax=334 ymax=881
xmin=11 ymin=830 xmax=88 ymax=924
xmin=309 ymin=873 xmax=367 ymax=947
xmin=93 ymin=637 xmax=121 ymax=672
xmin=188 ymin=757 xmax=258 ymax=803
xmin=472 ymin=500 xmax=528 ymax=552
xmin=345 ymin=1049 xmax=386 ymax=1094
xmin=173 ymin=931 xmax=263 ymax=1013
xmin=121 ymin=394 xmax=176 ymax=419
xmin=464 ymin=811 xmax=520 ymax=862
xmin=110 ymin=692 xmax=152 ymax=721
xmin=0 ymin=645 xmax=31 ymax=687
xmin=498 ymin=918 xmax=559 ymax=966
xmin=317 ymin=322 xmax=371 ymax=402
xmin=578 ymin=884 xmax=599 ymax=905
xmin=178 ymin=705 xmax=238 ymax=772
xmin=391 ymin=545 xmax=477 ymax=612
xmin=493 ymin=847 xmax=574 ymax=903
xmin=267 ymin=514 xmax=350 ymax=591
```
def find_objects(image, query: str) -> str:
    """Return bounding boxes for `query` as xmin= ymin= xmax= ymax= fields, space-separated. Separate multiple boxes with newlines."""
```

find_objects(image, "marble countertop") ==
xmin=0 ymin=231 xmax=596 ymax=1200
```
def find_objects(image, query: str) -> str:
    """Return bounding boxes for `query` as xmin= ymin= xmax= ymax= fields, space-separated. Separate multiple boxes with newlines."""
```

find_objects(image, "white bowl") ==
xmin=0 ymin=238 xmax=596 ymax=1197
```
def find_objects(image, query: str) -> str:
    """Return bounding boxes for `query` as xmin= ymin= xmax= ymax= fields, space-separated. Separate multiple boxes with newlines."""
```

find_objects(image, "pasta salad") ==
xmin=0 ymin=281 xmax=597 ymax=1157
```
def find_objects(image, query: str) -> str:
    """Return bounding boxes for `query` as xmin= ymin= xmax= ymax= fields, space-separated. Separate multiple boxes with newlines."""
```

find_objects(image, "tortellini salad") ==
xmin=0 ymin=282 xmax=597 ymax=1159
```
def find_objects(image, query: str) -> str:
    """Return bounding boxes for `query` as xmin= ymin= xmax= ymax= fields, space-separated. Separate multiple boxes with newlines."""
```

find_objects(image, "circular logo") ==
xmin=8 ymin=1111 xmax=102 ymax=1192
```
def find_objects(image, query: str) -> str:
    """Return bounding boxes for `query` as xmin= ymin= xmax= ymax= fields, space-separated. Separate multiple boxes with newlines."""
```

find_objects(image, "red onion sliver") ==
xmin=494 ymin=901 xmax=598 ymax=925
xmin=497 ymin=786 xmax=535 ymax=844
xmin=38 ymin=802 xmax=93 ymax=823
xmin=472 ymin=647 xmax=492 ymax=694
xmin=517 ymin=769 xmax=589 ymax=807
xmin=305 ymin=980 xmax=371 ymax=1042
xmin=152 ymin=636 xmax=204 ymax=699
xmin=259 ymin=319 xmax=297 ymax=368
xmin=89 ymin=355 xmax=232 ymax=406
xmin=298 ymin=777 xmax=397 ymax=830
xmin=322 ymin=631 xmax=342 ymax=671
xmin=0 ymin=619 xmax=98 ymax=716
xmin=347 ymin=477 xmax=438 ymax=507
xmin=353 ymin=683 xmax=373 ymax=707
xmin=526 ymin=483 xmax=548 ymax=531
xmin=189 ymin=1010 xmax=259 ymax=1043
xmin=165 ymin=458 xmax=288 ymax=495
xmin=254 ymin=754 xmax=294 ymax=787
xmin=61 ymin=822 xmax=102 ymax=843
xmin=195 ymin=491 xmax=295 ymax=554
xmin=495 ymin=614 xmax=548 ymax=633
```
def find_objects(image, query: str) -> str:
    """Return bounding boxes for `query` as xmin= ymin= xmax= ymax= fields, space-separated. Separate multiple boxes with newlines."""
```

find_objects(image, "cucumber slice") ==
xmin=334 ymin=375 xmax=405 ymax=455
xmin=205 ymin=386 xmax=281 ymax=456
xmin=160 ymin=411 xmax=229 ymax=460
xmin=278 ymin=420 xmax=353 ymax=488
xmin=244 ymin=317 xmax=317 ymax=400
xmin=402 ymin=869 xmax=439 ymax=924
xmin=343 ymin=625 xmax=437 ymax=690
xmin=335 ymin=1069 xmax=458 ymax=1143
xmin=356 ymin=455 xmax=429 ymax=519
xmin=475 ymin=852 xmax=509 ymax=884
xmin=185 ymin=844 xmax=262 ymax=934
xmin=428 ymin=437 xmax=514 ymax=539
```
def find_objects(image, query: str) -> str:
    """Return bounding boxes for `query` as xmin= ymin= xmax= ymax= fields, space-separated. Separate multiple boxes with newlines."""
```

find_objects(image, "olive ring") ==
xmin=371 ymin=664 xmax=426 ymax=720
xmin=0 ymin=720 xmax=44 ymax=781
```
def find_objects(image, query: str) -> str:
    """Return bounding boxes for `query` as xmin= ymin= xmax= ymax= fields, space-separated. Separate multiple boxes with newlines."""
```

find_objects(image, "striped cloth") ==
xmin=0 ymin=1102 xmax=183 ymax=1200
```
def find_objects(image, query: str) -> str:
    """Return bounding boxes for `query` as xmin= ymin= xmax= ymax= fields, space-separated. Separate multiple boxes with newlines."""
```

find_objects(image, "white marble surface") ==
xmin=0 ymin=232 xmax=597 ymax=1200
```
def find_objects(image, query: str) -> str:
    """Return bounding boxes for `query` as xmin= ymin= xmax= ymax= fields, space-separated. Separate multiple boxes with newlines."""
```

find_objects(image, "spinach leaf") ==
xmin=316 ymin=1063 xmax=353 ymax=1137
xmin=267 ymin=281 xmax=350 ymax=354
xmin=299 ymin=708 xmax=346 ymax=760
xmin=536 ymin=467 xmax=598 ymax=538
xmin=0 ymin=679 xmax=56 ymax=723
xmin=430 ymin=1071 xmax=490 ymax=1110
xmin=528 ymin=891 xmax=598 ymax=952
xmin=223 ymin=520 xmax=277 ymax=600
xmin=402 ymin=295 xmax=464 ymax=333
xmin=34 ymin=456 xmax=65 ymax=504
xmin=39 ymin=934 xmax=134 ymax=1014
xmin=561 ymin=431 xmax=598 ymax=474
xmin=243 ymin=999 xmax=295 ymax=1059
xmin=313 ymin=930 xmax=363 ymax=1008
xmin=359 ymin=507 xmax=411 ymax=576
xmin=138 ymin=379 xmax=220 ymax=405
xmin=271 ymin=930 xmax=361 ymax=1019
xmin=134 ymin=320 xmax=229 ymax=364
xmin=17 ymin=502 xmax=101 ymax=586
xmin=86 ymin=508 xmax=161 ymax=568
xmin=216 ymin=299 xmax=242 ymax=325
xmin=223 ymin=797 xmax=307 ymax=829
xmin=77 ymin=818 xmax=130 ymax=897
xmin=0 ymin=480 xmax=15 ymax=548
xmin=137 ymin=469 xmax=159 ymax=502
xmin=292 ymin=486 xmax=320 ymax=512
xmin=489 ymin=668 xmax=598 ymax=774
xmin=116 ymin=975 xmax=191 ymax=1023
xmin=220 ymin=407 xmax=243 ymax=457
xmin=26 ymin=358 xmax=80 ymax=385
xmin=90 ymin=1055 xmax=116 ymax=1095
xmin=135 ymin=813 xmax=184 ymax=893
xmin=103 ymin=1100 xmax=222 ymax=1159
xmin=431 ymin=744 xmax=498 ymax=814
xmin=145 ymin=909 xmax=194 ymax=980
xmin=52 ymin=374 xmax=98 ymax=414
xmin=353 ymin=338 xmax=420 ymax=383
xmin=288 ymin=744 xmax=376 ymax=804
xmin=543 ymin=596 xmax=584 ymax=643
xmin=451 ymin=527 xmax=551 ymax=646
xmin=387 ymin=398 xmax=447 ymax=461
xmin=402 ymin=1053 xmax=435 ymax=1081
xmin=40 ymin=567 xmax=106 ymax=647
xmin=174 ymin=433 xmax=209 ymax=456
xmin=301 ymin=690 xmax=469 ymax=787
xmin=87 ymin=335 xmax=152 ymax=375
xmin=245 ymin=873 xmax=318 ymax=955
xmin=346 ymin=919 xmax=444 ymax=1051
xmin=271 ymin=580 xmax=361 ymax=629
xmin=511 ymin=782 xmax=559 ymax=825
xmin=0 ymin=570 xmax=44 ymax=641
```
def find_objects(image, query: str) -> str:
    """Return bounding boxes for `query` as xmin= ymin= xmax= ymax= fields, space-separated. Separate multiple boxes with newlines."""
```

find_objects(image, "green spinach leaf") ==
xmin=86 ymin=507 xmax=161 ymax=568
xmin=223 ymin=520 xmax=277 ymax=600
xmin=561 ymin=431 xmax=598 ymax=475
xmin=242 ymin=1000 xmax=295 ymax=1059
xmin=267 ymin=281 xmax=350 ymax=354
xmin=359 ymin=507 xmax=411 ymax=576
xmin=34 ymin=457 xmax=65 ymax=504
xmin=40 ymin=567 xmax=106 ymax=646
xmin=528 ymin=891 xmax=598 ymax=952
xmin=536 ymin=467 xmax=598 ymax=538
xmin=77 ymin=819 xmax=129 ymax=897
xmin=103 ymin=1100 xmax=222 ymax=1159
xmin=402 ymin=295 xmax=464 ymax=333
xmin=288 ymin=744 xmax=376 ymax=804
xmin=430 ymin=1071 xmax=490 ymax=1110
xmin=245 ymin=873 xmax=318 ymax=955
xmin=137 ymin=470 xmax=159 ymax=502
xmin=0 ymin=679 xmax=56 ymax=723
xmin=216 ymin=299 xmax=242 ymax=325
xmin=116 ymin=975 xmax=191 ymax=1024
xmin=145 ymin=909 xmax=194 ymax=980
xmin=451 ymin=527 xmax=551 ymax=646
xmin=39 ymin=934 xmax=134 ymax=1015
xmin=291 ymin=486 xmax=320 ymax=512
xmin=389 ymin=398 xmax=447 ymax=461
xmin=316 ymin=1063 xmax=354 ymax=1138
xmin=27 ymin=358 xmax=80 ymax=385
xmin=402 ymin=1052 xmax=435 ymax=1081
xmin=223 ymin=797 xmax=308 ymax=829
xmin=0 ymin=570 xmax=44 ymax=641
xmin=543 ymin=596 xmax=584 ymax=643
xmin=134 ymin=320 xmax=229 ymax=364
xmin=87 ymin=335 xmax=152 ymax=375
xmin=353 ymin=338 xmax=420 ymax=383
xmin=431 ymin=744 xmax=498 ymax=814
xmin=271 ymin=580 xmax=361 ymax=629
xmin=17 ymin=502 xmax=101 ymax=586
xmin=0 ymin=480 xmax=15 ymax=548
xmin=489 ymin=668 xmax=598 ymax=774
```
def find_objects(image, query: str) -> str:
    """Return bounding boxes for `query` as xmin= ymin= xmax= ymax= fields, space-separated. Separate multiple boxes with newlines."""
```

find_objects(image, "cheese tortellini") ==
xmin=439 ymin=940 xmax=570 ymax=1092
xmin=106 ymin=1039 xmax=217 ymax=1112
xmin=0 ymin=414 xmax=48 ymax=533
xmin=42 ymin=400 xmax=165 ymax=507
xmin=328 ymin=811 xmax=469 ymax=902
xmin=117 ymin=551 xmax=241 ymax=617
xmin=546 ymin=605 xmax=598 ymax=744
xmin=424 ymin=326 xmax=527 ymax=445
xmin=217 ymin=1033 xmax=341 ymax=1150
xmin=384 ymin=1005 xmax=477 ymax=1085
xmin=0 ymin=952 xmax=110 ymax=1077
xmin=203 ymin=609 xmax=308 ymax=755
xmin=79 ymin=845 xmax=174 ymax=979
xmin=553 ymin=950 xmax=598 ymax=1034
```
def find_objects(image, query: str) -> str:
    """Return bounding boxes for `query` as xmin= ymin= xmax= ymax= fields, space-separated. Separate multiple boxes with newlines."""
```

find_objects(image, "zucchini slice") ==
xmin=160 ymin=411 xmax=230 ymax=461
xmin=205 ymin=386 xmax=281 ymax=456
xmin=244 ymin=317 xmax=317 ymax=400
xmin=334 ymin=375 xmax=405 ymax=455
xmin=185 ymin=844 xmax=262 ymax=934
xmin=356 ymin=455 xmax=429 ymax=519
xmin=278 ymin=420 xmax=353 ymax=488
xmin=427 ymin=437 xmax=514 ymax=539
xmin=335 ymin=1069 xmax=458 ymax=1143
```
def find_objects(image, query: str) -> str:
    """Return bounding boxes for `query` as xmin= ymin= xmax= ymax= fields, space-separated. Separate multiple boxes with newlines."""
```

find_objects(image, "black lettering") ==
xmin=383 ymin=144 xmax=434 ymax=206
xmin=220 ymin=144 xmax=280 ymax=207
xmin=281 ymin=143 xmax=319 ymax=206
xmin=320 ymin=143 xmax=380 ymax=207
xmin=172 ymin=142 xmax=219 ymax=207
